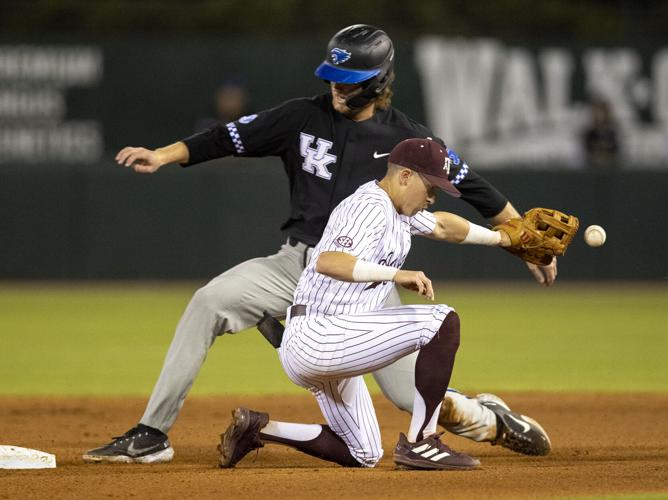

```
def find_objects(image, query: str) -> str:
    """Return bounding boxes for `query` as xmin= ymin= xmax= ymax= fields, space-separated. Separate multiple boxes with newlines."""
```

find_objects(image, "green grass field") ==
xmin=0 ymin=282 xmax=666 ymax=395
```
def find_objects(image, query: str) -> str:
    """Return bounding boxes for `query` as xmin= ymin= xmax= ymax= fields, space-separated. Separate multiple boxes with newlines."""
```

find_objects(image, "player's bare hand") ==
xmin=393 ymin=270 xmax=434 ymax=300
xmin=526 ymin=257 xmax=557 ymax=287
xmin=115 ymin=147 xmax=164 ymax=174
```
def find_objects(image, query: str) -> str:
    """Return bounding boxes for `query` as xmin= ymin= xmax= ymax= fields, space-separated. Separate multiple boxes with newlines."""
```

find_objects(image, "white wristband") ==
xmin=461 ymin=222 xmax=501 ymax=246
xmin=352 ymin=260 xmax=399 ymax=282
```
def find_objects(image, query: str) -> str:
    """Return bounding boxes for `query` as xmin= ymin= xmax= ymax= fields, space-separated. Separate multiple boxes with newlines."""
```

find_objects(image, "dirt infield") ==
xmin=1 ymin=393 xmax=667 ymax=499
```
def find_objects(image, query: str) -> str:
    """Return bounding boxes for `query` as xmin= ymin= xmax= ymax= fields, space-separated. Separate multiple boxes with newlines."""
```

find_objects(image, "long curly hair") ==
xmin=374 ymin=85 xmax=393 ymax=110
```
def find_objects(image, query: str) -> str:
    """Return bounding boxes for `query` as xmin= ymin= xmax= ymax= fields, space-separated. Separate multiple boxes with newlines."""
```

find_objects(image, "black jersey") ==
xmin=182 ymin=94 xmax=507 ymax=246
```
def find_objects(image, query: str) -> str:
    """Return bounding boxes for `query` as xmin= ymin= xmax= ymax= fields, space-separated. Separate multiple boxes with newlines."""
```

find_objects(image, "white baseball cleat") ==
xmin=476 ymin=393 xmax=552 ymax=456
xmin=82 ymin=424 xmax=174 ymax=464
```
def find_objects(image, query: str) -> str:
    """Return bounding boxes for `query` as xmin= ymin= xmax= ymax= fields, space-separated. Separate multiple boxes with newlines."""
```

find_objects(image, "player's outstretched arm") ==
xmin=488 ymin=201 xmax=558 ymax=286
xmin=429 ymin=212 xmax=511 ymax=247
xmin=115 ymin=141 xmax=190 ymax=174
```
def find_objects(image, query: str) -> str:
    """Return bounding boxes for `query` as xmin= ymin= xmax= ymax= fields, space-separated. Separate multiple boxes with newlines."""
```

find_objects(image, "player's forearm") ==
xmin=155 ymin=141 xmax=190 ymax=165
xmin=180 ymin=123 xmax=238 ymax=166
xmin=316 ymin=252 xmax=357 ymax=281
xmin=430 ymin=212 xmax=473 ymax=242
xmin=489 ymin=201 xmax=520 ymax=225
xmin=316 ymin=252 xmax=398 ymax=282
xmin=431 ymin=212 xmax=509 ymax=247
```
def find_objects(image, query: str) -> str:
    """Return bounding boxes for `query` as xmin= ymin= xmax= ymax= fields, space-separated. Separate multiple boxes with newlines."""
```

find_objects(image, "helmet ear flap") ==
xmin=345 ymin=68 xmax=394 ymax=110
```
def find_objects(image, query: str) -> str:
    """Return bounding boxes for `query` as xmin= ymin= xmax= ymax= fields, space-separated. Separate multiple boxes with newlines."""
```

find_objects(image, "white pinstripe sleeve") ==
xmin=320 ymin=200 xmax=387 ymax=261
xmin=409 ymin=210 xmax=437 ymax=236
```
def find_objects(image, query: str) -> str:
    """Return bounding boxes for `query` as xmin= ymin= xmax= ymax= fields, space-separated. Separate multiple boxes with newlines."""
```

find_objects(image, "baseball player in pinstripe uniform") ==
xmin=83 ymin=24 xmax=551 ymax=464
xmin=220 ymin=138 xmax=519 ymax=470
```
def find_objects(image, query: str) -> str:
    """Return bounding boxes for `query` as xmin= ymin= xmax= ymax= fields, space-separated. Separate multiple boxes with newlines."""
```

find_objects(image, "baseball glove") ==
xmin=494 ymin=208 xmax=580 ymax=266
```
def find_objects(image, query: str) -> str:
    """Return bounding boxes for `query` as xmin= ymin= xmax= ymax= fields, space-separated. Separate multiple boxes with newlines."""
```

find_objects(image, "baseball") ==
xmin=584 ymin=225 xmax=606 ymax=247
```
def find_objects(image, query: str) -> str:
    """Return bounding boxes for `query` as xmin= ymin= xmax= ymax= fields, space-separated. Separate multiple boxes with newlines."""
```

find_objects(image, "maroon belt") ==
xmin=290 ymin=304 xmax=307 ymax=317
xmin=258 ymin=305 xmax=305 ymax=349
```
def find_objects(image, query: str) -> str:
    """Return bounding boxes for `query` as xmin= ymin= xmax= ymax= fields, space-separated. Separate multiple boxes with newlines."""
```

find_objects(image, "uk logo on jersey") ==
xmin=299 ymin=133 xmax=336 ymax=180
xmin=330 ymin=48 xmax=351 ymax=65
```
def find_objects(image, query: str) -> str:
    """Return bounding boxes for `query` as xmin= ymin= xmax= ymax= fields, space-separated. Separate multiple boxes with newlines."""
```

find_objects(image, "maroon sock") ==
xmin=260 ymin=425 xmax=361 ymax=468
xmin=414 ymin=312 xmax=461 ymax=440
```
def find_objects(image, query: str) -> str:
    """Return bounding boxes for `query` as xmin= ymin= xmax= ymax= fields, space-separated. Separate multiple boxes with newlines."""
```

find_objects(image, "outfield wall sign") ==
xmin=0 ymin=45 xmax=104 ymax=164
xmin=415 ymin=38 xmax=668 ymax=169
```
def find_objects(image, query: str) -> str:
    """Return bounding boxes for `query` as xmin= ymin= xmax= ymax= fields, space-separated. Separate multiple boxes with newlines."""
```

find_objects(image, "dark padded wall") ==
xmin=2 ymin=161 xmax=664 ymax=280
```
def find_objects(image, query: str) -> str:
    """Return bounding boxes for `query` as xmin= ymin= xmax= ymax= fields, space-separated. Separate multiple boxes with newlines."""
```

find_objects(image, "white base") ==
xmin=0 ymin=445 xmax=56 ymax=469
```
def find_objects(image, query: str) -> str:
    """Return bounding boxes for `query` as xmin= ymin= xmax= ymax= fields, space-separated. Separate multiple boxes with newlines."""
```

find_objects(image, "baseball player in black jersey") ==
xmin=83 ymin=24 xmax=552 ymax=464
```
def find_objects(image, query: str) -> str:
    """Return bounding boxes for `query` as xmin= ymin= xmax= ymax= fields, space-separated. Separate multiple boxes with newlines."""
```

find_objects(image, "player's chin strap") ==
xmin=345 ymin=85 xmax=377 ymax=110
xmin=345 ymin=70 xmax=395 ymax=110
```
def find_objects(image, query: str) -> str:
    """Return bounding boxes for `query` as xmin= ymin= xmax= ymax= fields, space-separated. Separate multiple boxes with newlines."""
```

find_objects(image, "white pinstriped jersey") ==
xmin=293 ymin=181 xmax=436 ymax=315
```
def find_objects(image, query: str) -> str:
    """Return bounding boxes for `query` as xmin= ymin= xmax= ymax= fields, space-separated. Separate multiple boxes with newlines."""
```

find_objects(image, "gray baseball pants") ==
xmin=141 ymin=240 xmax=429 ymax=432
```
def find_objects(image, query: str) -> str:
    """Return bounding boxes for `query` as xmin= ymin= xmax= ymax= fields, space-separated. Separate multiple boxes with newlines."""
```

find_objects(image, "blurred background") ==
xmin=0 ymin=0 xmax=667 ymax=281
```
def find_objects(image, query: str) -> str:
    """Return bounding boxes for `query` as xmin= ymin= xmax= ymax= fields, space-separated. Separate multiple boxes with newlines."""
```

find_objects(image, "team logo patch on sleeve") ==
xmin=334 ymin=236 xmax=353 ymax=248
xmin=446 ymin=148 xmax=461 ymax=165
xmin=238 ymin=114 xmax=257 ymax=124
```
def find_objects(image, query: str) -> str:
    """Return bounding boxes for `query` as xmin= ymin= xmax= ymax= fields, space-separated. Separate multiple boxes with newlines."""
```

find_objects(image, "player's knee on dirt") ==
xmin=341 ymin=429 xmax=383 ymax=468
xmin=341 ymin=426 xmax=383 ymax=467
xmin=350 ymin=446 xmax=383 ymax=467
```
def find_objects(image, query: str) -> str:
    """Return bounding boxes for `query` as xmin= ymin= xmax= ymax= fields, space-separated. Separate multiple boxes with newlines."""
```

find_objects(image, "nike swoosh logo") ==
xmin=127 ymin=441 xmax=162 ymax=457
xmin=507 ymin=414 xmax=531 ymax=433
xmin=373 ymin=151 xmax=390 ymax=159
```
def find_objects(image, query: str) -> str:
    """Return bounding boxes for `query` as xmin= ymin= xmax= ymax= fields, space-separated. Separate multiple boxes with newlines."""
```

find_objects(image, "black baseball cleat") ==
xmin=393 ymin=432 xmax=480 ymax=471
xmin=219 ymin=407 xmax=270 ymax=468
xmin=82 ymin=423 xmax=174 ymax=463
xmin=477 ymin=393 xmax=552 ymax=456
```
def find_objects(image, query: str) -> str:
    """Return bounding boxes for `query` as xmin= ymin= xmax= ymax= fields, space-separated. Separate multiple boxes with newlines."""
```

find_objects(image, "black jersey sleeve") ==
xmin=386 ymin=111 xmax=509 ymax=219
xmin=405 ymin=118 xmax=508 ymax=219
xmin=180 ymin=98 xmax=309 ymax=166
xmin=441 ymin=144 xmax=508 ymax=219
xmin=391 ymin=114 xmax=508 ymax=218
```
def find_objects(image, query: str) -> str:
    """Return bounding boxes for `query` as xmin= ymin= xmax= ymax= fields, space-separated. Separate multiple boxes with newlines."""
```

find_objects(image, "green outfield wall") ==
xmin=1 ymin=162 xmax=665 ymax=280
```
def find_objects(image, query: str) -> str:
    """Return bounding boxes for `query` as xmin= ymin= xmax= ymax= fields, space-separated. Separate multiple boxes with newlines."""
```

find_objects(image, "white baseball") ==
xmin=584 ymin=225 xmax=606 ymax=247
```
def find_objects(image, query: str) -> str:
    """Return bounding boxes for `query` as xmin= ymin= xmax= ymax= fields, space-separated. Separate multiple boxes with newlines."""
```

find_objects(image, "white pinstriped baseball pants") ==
xmin=278 ymin=304 xmax=452 ymax=467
